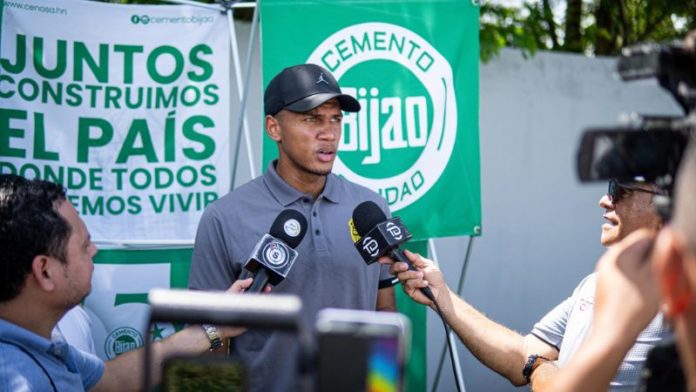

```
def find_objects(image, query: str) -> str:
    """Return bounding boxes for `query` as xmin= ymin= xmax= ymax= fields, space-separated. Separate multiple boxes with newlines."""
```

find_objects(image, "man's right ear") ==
xmin=653 ymin=227 xmax=692 ymax=317
xmin=31 ymin=255 xmax=57 ymax=292
xmin=265 ymin=114 xmax=281 ymax=142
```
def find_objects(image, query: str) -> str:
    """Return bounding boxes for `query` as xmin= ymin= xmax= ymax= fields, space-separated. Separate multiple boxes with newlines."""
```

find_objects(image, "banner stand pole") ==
xmin=224 ymin=2 xmax=257 ymax=185
xmin=428 ymin=236 xmax=475 ymax=392
xmin=228 ymin=1 xmax=260 ymax=189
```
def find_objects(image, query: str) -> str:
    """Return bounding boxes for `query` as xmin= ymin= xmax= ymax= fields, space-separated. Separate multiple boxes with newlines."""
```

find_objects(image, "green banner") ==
xmin=260 ymin=0 xmax=481 ymax=240
xmin=84 ymin=248 xmax=192 ymax=360
xmin=0 ymin=0 xmax=231 ymax=243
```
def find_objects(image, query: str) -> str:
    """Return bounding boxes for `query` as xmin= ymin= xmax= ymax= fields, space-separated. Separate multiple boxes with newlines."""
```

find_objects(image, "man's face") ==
xmin=55 ymin=201 xmax=97 ymax=308
xmin=599 ymin=183 xmax=662 ymax=246
xmin=267 ymin=99 xmax=343 ymax=178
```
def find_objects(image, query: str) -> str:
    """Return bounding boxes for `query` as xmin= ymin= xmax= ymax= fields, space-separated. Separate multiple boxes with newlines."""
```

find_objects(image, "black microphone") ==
xmin=244 ymin=209 xmax=308 ymax=293
xmin=352 ymin=201 xmax=435 ymax=302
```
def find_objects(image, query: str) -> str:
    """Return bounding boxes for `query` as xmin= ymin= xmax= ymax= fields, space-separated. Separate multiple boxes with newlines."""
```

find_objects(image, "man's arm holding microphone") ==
xmin=380 ymin=251 xmax=559 ymax=387
xmin=92 ymin=277 xmax=265 ymax=392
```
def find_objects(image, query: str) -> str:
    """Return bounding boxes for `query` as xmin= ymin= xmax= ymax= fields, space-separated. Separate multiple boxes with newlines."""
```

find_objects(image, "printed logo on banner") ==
xmin=104 ymin=327 xmax=144 ymax=359
xmin=307 ymin=23 xmax=458 ymax=212
xmin=130 ymin=14 xmax=215 ymax=25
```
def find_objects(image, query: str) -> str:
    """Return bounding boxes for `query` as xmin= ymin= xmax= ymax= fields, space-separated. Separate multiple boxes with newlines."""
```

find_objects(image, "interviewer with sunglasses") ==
xmin=381 ymin=177 xmax=669 ymax=391
xmin=601 ymin=179 xmax=665 ymax=246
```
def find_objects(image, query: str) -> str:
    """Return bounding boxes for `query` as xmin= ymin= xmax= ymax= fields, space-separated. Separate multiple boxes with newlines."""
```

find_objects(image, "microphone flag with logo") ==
xmin=352 ymin=201 xmax=412 ymax=264
xmin=352 ymin=201 xmax=435 ymax=302
xmin=244 ymin=209 xmax=308 ymax=293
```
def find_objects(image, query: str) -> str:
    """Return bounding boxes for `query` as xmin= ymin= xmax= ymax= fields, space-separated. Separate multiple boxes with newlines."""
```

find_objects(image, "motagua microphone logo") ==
xmin=308 ymin=23 xmax=458 ymax=212
xmin=263 ymin=241 xmax=289 ymax=267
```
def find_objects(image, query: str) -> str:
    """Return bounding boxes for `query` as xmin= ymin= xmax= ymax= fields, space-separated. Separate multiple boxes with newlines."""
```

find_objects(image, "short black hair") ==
xmin=0 ymin=174 xmax=70 ymax=302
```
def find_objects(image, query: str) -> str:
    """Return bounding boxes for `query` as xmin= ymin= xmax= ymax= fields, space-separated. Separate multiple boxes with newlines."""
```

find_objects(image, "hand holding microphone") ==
xmin=244 ymin=209 xmax=308 ymax=293
xmin=351 ymin=201 xmax=436 ymax=303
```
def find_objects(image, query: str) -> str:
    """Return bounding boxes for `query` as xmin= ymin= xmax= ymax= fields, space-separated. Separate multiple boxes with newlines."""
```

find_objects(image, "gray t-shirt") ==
xmin=531 ymin=273 xmax=668 ymax=390
xmin=189 ymin=162 xmax=392 ymax=391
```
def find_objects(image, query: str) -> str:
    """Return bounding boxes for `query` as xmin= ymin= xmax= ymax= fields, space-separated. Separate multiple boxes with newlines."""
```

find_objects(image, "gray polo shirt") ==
xmin=532 ymin=273 xmax=668 ymax=390
xmin=189 ymin=161 xmax=392 ymax=391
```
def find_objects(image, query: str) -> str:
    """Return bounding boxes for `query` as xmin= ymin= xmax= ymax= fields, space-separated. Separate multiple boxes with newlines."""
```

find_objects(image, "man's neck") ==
xmin=0 ymin=296 xmax=63 ymax=339
xmin=275 ymin=161 xmax=327 ymax=200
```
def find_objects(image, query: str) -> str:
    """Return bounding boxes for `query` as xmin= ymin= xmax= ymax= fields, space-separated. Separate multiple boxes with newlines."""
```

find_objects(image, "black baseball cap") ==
xmin=264 ymin=63 xmax=361 ymax=116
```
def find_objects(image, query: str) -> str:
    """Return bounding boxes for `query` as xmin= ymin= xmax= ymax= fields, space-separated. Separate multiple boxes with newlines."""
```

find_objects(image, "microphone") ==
xmin=351 ymin=201 xmax=435 ymax=302
xmin=244 ymin=209 xmax=308 ymax=293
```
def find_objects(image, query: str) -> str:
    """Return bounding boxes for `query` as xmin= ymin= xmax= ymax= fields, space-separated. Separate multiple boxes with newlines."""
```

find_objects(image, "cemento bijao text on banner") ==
xmin=0 ymin=0 xmax=231 ymax=242
xmin=260 ymin=0 xmax=481 ymax=240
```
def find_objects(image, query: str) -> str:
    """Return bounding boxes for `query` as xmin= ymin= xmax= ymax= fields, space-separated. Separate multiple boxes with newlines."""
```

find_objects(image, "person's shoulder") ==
xmin=67 ymin=344 xmax=105 ymax=390
xmin=332 ymin=174 xmax=384 ymax=201
xmin=203 ymin=176 xmax=267 ymax=215
xmin=570 ymin=273 xmax=597 ymax=295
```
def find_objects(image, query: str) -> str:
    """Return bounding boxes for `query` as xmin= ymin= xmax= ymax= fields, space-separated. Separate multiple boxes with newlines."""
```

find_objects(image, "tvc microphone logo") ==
xmin=361 ymin=236 xmax=380 ymax=258
xmin=385 ymin=222 xmax=403 ymax=240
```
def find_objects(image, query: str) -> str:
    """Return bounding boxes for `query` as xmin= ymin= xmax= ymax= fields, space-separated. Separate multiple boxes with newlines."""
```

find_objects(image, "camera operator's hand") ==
xmin=594 ymin=229 xmax=660 ymax=340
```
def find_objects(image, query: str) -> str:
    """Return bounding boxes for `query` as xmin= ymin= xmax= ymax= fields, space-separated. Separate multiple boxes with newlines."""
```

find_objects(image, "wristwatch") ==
xmin=201 ymin=324 xmax=223 ymax=351
xmin=522 ymin=354 xmax=551 ymax=383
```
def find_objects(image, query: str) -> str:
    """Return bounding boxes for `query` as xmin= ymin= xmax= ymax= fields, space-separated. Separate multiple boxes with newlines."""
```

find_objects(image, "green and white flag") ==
xmin=85 ymin=249 xmax=192 ymax=360
xmin=0 ymin=0 xmax=230 ymax=242
xmin=261 ymin=0 xmax=481 ymax=239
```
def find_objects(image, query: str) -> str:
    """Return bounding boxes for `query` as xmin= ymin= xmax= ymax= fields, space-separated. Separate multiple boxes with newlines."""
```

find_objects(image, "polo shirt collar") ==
xmin=0 ymin=318 xmax=68 ymax=361
xmin=263 ymin=161 xmax=341 ymax=206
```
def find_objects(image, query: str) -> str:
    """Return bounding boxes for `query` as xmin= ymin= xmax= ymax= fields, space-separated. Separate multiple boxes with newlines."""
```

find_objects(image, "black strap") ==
xmin=0 ymin=339 xmax=58 ymax=392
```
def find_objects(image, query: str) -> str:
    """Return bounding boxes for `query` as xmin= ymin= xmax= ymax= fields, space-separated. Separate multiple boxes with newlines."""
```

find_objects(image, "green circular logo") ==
xmin=105 ymin=327 xmax=144 ymax=359
xmin=308 ymin=23 xmax=458 ymax=211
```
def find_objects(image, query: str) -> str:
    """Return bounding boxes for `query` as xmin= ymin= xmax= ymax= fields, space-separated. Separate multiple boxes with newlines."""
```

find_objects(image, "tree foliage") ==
xmin=481 ymin=0 xmax=696 ymax=61
xmin=99 ymin=0 xmax=695 ymax=61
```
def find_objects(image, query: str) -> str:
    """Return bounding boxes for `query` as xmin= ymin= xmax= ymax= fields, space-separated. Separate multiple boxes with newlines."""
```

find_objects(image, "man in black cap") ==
xmin=189 ymin=64 xmax=396 ymax=391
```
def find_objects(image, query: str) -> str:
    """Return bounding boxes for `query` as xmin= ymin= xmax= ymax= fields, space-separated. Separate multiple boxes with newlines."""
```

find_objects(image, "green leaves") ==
xmin=479 ymin=0 xmax=696 ymax=62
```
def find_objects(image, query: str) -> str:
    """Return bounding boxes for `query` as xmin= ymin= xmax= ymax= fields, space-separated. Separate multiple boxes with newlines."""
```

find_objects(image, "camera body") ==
xmin=576 ymin=40 xmax=696 ymax=220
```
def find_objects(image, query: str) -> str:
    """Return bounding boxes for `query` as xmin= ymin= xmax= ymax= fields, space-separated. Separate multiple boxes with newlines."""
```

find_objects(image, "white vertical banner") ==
xmin=0 ymin=0 xmax=230 ymax=242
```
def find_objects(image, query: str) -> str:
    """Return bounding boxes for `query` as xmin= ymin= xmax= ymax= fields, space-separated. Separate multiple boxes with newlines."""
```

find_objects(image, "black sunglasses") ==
xmin=607 ymin=179 xmax=660 ymax=204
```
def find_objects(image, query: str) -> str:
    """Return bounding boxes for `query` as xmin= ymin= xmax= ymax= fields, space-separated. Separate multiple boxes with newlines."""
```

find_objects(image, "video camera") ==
xmin=576 ymin=39 xmax=696 ymax=220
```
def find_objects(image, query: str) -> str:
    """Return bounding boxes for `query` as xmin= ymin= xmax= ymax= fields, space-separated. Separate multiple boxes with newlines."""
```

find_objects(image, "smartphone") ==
xmin=315 ymin=308 xmax=411 ymax=392
xmin=161 ymin=355 xmax=247 ymax=392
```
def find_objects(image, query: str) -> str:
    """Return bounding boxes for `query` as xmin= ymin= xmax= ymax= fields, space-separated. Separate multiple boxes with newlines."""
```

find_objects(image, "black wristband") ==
xmin=522 ymin=354 xmax=551 ymax=383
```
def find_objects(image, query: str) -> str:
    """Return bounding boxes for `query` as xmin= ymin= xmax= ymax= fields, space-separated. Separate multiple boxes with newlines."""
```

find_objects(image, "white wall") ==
xmin=230 ymin=21 xmax=681 ymax=391
xmin=428 ymin=48 xmax=680 ymax=391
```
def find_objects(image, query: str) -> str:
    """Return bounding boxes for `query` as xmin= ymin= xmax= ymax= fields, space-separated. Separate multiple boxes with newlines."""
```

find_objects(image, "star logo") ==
xmin=150 ymin=323 xmax=166 ymax=341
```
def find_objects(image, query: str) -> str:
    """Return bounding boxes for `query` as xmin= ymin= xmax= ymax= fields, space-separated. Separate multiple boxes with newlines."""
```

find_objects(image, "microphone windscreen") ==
xmin=352 ymin=201 xmax=387 ymax=236
xmin=269 ymin=209 xmax=308 ymax=248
